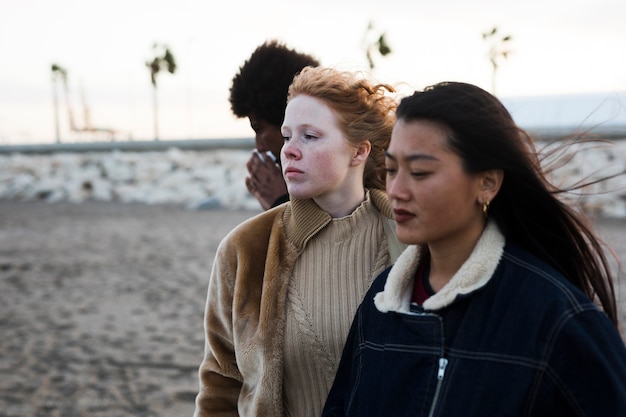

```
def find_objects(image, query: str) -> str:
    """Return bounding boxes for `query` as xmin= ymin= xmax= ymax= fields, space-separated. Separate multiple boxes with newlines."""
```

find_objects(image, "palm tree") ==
xmin=146 ymin=43 xmax=177 ymax=140
xmin=482 ymin=27 xmax=512 ymax=95
xmin=363 ymin=21 xmax=392 ymax=70
xmin=51 ymin=63 xmax=67 ymax=143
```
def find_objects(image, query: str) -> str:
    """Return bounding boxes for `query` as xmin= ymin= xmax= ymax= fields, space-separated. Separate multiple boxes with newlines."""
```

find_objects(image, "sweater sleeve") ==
xmin=194 ymin=239 xmax=243 ymax=417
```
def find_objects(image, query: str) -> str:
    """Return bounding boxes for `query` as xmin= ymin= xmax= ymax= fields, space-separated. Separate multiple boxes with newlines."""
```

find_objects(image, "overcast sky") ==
xmin=1 ymin=0 xmax=625 ymax=144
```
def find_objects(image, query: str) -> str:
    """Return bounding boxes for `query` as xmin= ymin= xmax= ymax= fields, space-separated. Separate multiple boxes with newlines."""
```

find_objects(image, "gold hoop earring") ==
xmin=482 ymin=200 xmax=490 ymax=218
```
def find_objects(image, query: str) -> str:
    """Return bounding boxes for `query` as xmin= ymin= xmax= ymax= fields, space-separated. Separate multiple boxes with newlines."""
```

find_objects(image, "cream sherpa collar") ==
xmin=374 ymin=220 xmax=505 ymax=313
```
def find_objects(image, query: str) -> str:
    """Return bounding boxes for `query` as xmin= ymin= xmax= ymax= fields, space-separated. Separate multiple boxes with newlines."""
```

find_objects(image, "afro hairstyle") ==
xmin=229 ymin=40 xmax=320 ymax=127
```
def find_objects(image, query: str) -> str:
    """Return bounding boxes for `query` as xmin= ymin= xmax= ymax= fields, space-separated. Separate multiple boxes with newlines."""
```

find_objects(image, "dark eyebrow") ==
xmin=385 ymin=151 xmax=439 ymax=162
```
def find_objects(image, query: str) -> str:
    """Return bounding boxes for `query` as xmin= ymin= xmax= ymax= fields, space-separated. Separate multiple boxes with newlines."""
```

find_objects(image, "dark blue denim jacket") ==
xmin=323 ymin=223 xmax=626 ymax=417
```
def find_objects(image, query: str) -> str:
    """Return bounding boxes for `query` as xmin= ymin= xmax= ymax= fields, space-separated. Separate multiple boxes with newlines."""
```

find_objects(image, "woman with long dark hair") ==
xmin=322 ymin=82 xmax=626 ymax=416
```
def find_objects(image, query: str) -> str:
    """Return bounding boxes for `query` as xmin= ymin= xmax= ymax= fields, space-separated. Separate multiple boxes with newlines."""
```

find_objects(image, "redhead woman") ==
xmin=322 ymin=82 xmax=626 ymax=417
xmin=194 ymin=66 xmax=403 ymax=417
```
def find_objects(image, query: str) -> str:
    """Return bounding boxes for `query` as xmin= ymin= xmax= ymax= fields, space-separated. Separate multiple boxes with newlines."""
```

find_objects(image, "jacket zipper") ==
xmin=427 ymin=357 xmax=448 ymax=417
xmin=407 ymin=305 xmax=447 ymax=417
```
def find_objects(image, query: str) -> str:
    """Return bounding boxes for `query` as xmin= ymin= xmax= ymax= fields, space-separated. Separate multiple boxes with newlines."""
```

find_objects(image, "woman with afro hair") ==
xmin=229 ymin=40 xmax=320 ymax=210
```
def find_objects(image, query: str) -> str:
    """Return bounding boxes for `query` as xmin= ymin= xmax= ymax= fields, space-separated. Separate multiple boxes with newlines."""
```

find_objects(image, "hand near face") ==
xmin=246 ymin=151 xmax=288 ymax=210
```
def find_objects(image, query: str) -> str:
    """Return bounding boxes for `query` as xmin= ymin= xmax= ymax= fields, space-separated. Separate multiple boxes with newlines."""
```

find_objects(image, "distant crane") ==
xmin=78 ymin=83 xmax=117 ymax=140
xmin=50 ymin=63 xmax=117 ymax=142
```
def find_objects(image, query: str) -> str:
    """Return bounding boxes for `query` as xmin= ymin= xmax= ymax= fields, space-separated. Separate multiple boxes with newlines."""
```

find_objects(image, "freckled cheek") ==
xmin=309 ymin=152 xmax=340 ymax=180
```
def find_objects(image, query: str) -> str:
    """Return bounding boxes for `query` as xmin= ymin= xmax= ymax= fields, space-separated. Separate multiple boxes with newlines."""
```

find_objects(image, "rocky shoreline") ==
xmin=1 ymin=140 xmax=625 ymax=216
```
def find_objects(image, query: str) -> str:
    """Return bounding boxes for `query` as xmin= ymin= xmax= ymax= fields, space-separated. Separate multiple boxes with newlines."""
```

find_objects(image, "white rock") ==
xmin=0 ymin=143 xmax=623 ymax=216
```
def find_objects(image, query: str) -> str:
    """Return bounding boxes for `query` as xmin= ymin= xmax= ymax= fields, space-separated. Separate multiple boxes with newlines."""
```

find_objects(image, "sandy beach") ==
xmin=0 ymin=201 xmax=624 ymax=417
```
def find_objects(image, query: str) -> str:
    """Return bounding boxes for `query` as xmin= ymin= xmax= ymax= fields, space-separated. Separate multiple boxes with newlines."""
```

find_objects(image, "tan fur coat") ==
xmin=194 ymin=190 xmax=400 ymax=417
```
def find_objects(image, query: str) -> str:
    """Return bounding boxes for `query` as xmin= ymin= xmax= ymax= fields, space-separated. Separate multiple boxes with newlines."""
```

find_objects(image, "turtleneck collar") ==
xmin=282 ymin=188 xmax=392 ymax=253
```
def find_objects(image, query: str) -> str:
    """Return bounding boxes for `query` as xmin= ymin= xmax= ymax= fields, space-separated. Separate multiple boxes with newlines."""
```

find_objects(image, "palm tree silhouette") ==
xmin=146 ymin=43 xmax=177 ymax=140
xmin=363 ymin=21 xmax=392 ymax=70
xmin=482 ymin=27 xmax=512 ymax=95
xmin=51 ymin=63 xmax=68 ymax=143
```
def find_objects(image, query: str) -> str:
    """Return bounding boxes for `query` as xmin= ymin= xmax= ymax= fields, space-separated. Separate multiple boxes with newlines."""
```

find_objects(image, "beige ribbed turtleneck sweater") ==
xmin=282 ymin=194 xmax=390 ymax=417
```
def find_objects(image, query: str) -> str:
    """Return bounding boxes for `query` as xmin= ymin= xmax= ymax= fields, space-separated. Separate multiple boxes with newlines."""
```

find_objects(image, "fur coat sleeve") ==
xmin=194 ymin=206 xmax=299 ymax=416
